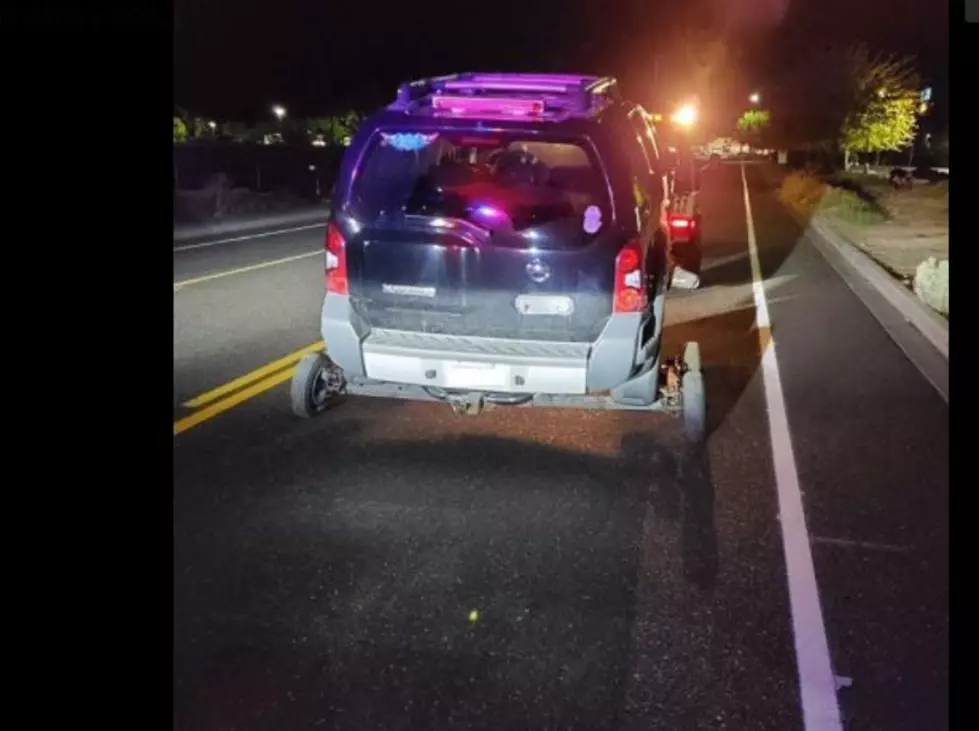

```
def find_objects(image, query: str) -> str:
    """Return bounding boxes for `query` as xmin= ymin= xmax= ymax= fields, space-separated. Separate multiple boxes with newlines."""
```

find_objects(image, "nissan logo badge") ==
xmin=526 ymin=258 xmax=550 ymax=283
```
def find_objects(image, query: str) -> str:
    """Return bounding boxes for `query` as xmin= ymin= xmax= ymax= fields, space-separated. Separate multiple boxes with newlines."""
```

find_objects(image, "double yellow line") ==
xmin=174 ymin=340 xmax=325 ymax=436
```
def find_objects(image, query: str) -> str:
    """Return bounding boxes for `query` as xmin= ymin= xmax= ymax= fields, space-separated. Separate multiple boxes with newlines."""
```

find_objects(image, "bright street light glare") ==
xmin=671 ymin=103 xmax=698 ymax=128
xmin=208 ymin=120 xmax=217 ymax=130
xmin=749 ymin=92 xmax=761 ymax=104
xmin=272 ymin=105 xmax=287 ymax=120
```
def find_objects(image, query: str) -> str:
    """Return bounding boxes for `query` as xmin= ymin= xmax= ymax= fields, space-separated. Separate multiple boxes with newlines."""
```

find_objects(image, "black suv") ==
xmin=292 ymin=73 xmax=705 ymax=435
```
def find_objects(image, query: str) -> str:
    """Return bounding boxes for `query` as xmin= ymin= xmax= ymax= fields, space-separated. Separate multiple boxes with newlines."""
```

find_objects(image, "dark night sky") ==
xmin=175 ymin=0 xmax=947 ymax=124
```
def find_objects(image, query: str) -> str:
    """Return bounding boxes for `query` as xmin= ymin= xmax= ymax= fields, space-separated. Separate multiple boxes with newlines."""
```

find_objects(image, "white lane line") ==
xmin=173 ymin=223 xmax=325 ymax=252
xmin=741 ymin=163 xmax=844 ymax=731
xmin=174 ymin=249 xmax=321 ymax=289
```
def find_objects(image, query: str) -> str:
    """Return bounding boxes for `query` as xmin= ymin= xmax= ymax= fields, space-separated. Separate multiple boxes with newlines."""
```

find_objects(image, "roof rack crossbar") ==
xmin=464 ymin=73 xmax=600 ymax=84
xmin=441 ymin=80 xmax=580 ymax=94
xmin=392 ymin=72 xmax=620 ymax=116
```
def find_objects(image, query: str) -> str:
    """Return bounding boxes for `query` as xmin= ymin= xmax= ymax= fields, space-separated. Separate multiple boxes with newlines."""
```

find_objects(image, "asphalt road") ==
xmin=173 ymin=163 xmax=948 ymax=731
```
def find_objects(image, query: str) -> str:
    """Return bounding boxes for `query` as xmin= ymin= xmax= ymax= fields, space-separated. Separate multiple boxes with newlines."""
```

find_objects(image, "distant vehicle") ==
xmin=291 ymin=72 xmax=705 ymax=439
xmin=704 ymin=137 xmax=752 ymax=159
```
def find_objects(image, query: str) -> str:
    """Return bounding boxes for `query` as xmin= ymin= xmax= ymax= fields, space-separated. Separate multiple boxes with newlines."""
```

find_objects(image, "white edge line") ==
xmin=174 ymin=249 xmax=322 ymax=289
xmin=741 ymin=163 xmax=844 ymax=731
xmin=173 ymin=222 xmax=326 ymax=252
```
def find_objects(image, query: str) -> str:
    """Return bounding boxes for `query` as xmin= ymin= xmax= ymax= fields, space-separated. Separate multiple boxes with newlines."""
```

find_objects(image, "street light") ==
xmin=671 ymin=103 xmax=698 ymax=128
xmin=749 ymin=92 xmax=761 ymax=105
xmin=272 ymin=104 xmax=287 ymax=120
xmin=208 ymin=120 xmax=217 ymax=135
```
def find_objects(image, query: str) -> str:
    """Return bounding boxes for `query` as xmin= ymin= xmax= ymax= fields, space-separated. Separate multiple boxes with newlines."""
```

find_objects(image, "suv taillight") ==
xmin=668 ymin=214 xmax=696 ymax=235
xmin=325 ymin=222 xmax=348 ymax=294
xmin=613 ymin=239 xmax=647 ymax=313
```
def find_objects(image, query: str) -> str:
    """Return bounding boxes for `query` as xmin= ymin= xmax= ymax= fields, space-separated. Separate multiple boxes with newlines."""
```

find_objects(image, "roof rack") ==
xmin=390 ymin=72 xmax=621 ymax=116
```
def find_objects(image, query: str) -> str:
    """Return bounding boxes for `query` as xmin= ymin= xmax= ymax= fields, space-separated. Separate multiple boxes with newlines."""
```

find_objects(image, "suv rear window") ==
xmin=347 ymin=130 xmax=611 ymax=241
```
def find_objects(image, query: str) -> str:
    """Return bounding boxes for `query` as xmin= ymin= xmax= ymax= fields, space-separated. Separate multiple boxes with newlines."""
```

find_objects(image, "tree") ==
xmin=736 ymin=108 xmax=772 ymax=145
xmin=839 ymin=49 xmax=920 ymax=169
xmin=173 ymin=116 xmax=188 ymax=143
xmin=309 ymin=111 xmax=364 ymax=146
xmin=763 ymin=43 xmax=922 ymax=168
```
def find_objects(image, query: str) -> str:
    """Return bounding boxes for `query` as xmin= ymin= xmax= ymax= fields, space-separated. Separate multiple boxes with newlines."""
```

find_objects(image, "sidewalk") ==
xmin=173 ymin=204 xmax=331 ymax=243
xmin=822 ymin=215 xmax=947 ymax=283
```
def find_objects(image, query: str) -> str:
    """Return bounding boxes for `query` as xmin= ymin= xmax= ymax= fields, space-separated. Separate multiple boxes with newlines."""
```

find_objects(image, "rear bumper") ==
xmin=321 ymin=293 xmax=653 ymax=394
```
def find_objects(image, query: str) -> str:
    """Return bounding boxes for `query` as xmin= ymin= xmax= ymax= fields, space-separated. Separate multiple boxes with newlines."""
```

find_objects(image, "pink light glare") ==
xmin=432 ymin=95 xmax=545 ymax=116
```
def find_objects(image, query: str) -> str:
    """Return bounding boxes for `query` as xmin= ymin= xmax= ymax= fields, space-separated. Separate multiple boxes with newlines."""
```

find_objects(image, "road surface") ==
xmin=173 ymin=163 xmax=948 ymax=731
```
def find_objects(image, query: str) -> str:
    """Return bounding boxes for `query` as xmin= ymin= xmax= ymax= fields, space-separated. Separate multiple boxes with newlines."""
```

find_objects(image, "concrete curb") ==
xmin=808 ymin=216 xmax=948 ymax=360
xmin=173 ymin=205 xmax=331 ymax=243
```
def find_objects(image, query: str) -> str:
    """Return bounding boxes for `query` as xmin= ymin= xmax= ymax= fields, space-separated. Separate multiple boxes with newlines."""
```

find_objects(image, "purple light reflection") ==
xmin=474 ymin=205 xmax=505 ymax=219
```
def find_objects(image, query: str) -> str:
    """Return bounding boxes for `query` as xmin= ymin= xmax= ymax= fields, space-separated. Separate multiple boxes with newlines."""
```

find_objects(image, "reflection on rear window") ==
xmin=348 ymin=131 xmax=610 ymax=235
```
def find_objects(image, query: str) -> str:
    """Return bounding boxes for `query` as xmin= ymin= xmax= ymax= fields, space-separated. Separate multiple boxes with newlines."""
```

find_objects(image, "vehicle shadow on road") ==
xmin=173 ymin=401 xmax=719 ymax=731
xmin=666 ymin=163 xmax=814 ymax=440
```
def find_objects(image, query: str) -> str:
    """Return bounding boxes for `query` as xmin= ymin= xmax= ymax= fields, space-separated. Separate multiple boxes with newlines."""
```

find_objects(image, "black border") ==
xmin=948 ymin=0 xmax=979 ymax=718
xmin=4 ymin=4 xmax=171 ymax=725
xmin=950 ymin=1 xmax=965 ymax=725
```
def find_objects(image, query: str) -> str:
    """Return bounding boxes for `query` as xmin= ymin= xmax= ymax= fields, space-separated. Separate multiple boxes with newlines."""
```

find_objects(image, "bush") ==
xmin=778 ymin=171 xmax=827 ymax=213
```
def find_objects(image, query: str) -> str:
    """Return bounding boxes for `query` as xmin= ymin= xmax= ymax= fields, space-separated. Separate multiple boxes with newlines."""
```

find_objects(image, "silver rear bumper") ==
xmin=321 ymin=293 xmax=657 ymax=395
xmin=362 ymin=328 xmax=591 ymax=394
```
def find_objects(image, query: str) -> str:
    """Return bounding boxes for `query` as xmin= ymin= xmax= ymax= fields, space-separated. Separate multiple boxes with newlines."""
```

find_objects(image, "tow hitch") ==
xmin=447 ymin=392 xmax=487 ymax=416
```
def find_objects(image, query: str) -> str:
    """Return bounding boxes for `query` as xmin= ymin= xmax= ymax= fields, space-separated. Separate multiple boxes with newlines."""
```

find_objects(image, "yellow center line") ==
xmin=174 ymin=249 xmax=322 ymax=289
xmin=174 ymin=367 xmax=297 ymax=436
xmin=183 ymin=340 xmax=325 ymax=408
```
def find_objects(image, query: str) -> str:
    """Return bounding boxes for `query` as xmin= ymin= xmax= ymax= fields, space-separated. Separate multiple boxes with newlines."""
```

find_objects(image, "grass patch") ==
xmin=778 ymin=171 xmax=888 ymax=225
xmin=819 ymin=187 xmax=889 ymax=225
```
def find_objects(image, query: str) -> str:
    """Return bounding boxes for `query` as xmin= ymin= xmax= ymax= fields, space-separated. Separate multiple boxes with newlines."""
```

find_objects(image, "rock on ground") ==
xmin=913 ymin=257 xmax=949 ymax=316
